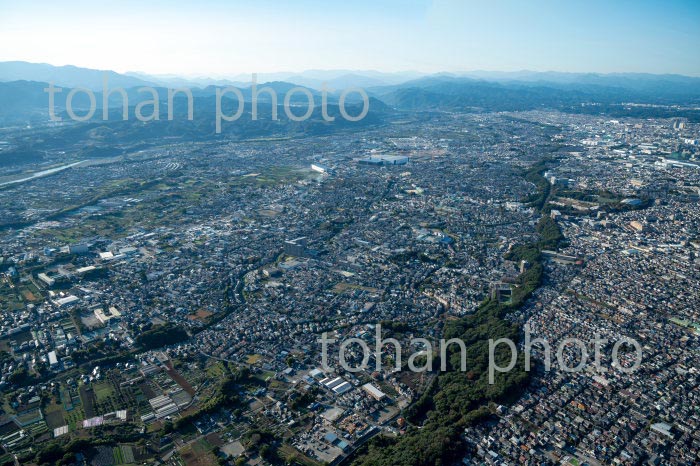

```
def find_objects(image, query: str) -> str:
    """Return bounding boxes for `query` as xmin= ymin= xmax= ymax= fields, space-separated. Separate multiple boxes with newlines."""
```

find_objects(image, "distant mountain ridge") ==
xmin=2 ymin=62 xmax=700 ymax=126
xmin=370 ymin=74 xmax=700 ymax=111
xmin=3 ymin=61 xmax=700 ymax=99
xmin=0 ymin=61 xmax=156 ymax=90
xmin=0 ymin=79 xmax=359 ymax=124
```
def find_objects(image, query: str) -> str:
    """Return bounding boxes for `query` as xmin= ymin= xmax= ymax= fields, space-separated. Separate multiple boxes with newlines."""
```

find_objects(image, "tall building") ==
xmin=284 ymin=237 xmax=307 ymax=257
xmin=520 ymin=260 xmax=530 ymax=274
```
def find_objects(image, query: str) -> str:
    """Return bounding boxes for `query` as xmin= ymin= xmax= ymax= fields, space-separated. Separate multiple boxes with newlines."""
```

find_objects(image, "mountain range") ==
xmin=2 ymin=61 xmax=700 ymax=127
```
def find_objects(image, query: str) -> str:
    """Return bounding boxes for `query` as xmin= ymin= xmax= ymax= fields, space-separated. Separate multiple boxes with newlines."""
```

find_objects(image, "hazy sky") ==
xmin=1 ymin=0 xmax=699 ymax=77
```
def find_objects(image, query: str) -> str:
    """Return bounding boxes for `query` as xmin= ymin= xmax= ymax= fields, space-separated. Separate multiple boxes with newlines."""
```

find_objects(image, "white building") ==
xmin=48 ymin=351 xmax=59 ymax=369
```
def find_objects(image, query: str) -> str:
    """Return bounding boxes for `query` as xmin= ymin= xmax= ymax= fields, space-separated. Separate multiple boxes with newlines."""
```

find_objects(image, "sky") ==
xmin=1 ymin=0 xmax=699 ymax=77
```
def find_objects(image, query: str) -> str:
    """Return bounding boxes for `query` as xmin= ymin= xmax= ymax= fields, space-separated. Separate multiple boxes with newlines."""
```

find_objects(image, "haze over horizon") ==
xmin=1 ymin=0 xmax=699 ymax=78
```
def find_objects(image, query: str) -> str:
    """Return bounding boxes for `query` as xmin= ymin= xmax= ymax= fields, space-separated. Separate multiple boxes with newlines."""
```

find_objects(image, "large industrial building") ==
xmin=358 ymin=154 xmax=409 ymax=166
xmin=311 ymin=163 xmax=331 ymax=174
